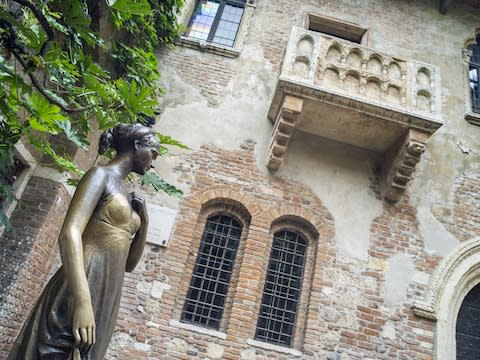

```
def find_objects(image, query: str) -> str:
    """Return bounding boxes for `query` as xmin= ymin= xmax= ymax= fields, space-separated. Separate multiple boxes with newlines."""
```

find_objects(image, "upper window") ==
xmin=186 ymin=0 xmax=246 ymax=47
xmin=467 ymin=34 xmax=480 ymax=114
xmin=181 ymin=214 xmax=242 ymax=330
xmin=254 ymin=229 xmax=307 ymax=347
xmin=306 ymin=13 xmax=369 ymax=45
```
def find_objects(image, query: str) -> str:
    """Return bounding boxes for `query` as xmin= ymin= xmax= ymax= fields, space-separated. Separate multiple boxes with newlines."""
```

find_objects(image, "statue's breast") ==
xmin=100 ymin=193 xmax=132 ymax=227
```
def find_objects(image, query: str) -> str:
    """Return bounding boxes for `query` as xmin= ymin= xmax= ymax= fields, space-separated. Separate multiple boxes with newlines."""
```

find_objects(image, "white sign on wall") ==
xmin=145 ymin=204 xmax=178 ymax=247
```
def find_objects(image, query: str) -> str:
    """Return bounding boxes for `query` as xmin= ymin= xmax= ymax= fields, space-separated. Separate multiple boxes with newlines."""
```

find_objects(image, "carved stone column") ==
xmin=266 ymin=95 xmax=304 ymax=171
xmin=381 ymin=129 xmax=428 ymax=202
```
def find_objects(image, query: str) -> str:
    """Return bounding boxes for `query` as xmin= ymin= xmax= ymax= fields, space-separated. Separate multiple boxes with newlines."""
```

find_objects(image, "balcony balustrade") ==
xmin=267 ymin=27 xmax=443 ymax=201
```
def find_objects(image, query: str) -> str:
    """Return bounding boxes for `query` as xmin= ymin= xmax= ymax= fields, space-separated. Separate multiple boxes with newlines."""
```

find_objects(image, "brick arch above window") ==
xmin=257 ymin=205 xmax=335 ymax=244
xmin=270 ymin=215 xmax=319 ymax=243
xmin=201 ymin=198 xmax=252 ymax=228
xmin=182 ymin=186 xmax=263 ymax=217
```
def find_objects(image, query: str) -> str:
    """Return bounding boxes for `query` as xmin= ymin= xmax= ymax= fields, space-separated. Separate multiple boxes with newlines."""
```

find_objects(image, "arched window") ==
xmin=181 ymin=214 xmax=242 ymax=330
xmin=254 ymin=229 xmax=307 ymax=347
xmin=467 ymin=33 xmax=480 ymax=114
xmin=456 ymin=282 xmax=480 ymax=359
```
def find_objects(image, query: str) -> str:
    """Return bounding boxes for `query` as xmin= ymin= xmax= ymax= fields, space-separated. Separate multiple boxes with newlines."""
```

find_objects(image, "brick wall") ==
xmin=160 ymin=48 xmax=237 ymax=105
xmin=0 ymin=176 xmax=71 ymax=359
xmin=104 ymin=142 xmax=444 ymax=359
xmin=441 ymin=171 xmax=480 ymax=242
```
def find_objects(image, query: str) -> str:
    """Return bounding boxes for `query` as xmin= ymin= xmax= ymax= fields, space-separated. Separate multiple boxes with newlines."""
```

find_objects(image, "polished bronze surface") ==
xmin=8 ymin=124 xmax=159 ymax=360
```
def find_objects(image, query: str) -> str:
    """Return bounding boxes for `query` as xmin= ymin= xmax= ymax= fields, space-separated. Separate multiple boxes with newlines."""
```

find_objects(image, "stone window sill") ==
xmin=176 ymin=36 xmax=241 ymax=58
xmin=465 ymin=112 xmax=480 ymax=126
xmin=169 ymin=320 xmax=227 ymax=339
xmin=246 ymin=339 xmax=303 ymax=357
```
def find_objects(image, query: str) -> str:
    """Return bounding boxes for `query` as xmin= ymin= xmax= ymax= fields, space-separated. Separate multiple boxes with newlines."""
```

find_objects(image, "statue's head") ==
xmin=99 ymin=123 xmax=160 ymax=174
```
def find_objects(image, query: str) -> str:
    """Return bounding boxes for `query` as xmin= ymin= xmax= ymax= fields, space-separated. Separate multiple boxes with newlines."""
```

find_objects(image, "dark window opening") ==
xmin=186 ymin=0 xmax=246 ymax=47
xmin=255 ymin=230 xmax=307 ymax=347
xmin=467 ymin=34 xmax=480 ymax=114
xmin=456 ymin=282 xmax=480 ymax=359
xmin=181 ymin=214 xmax=242 ymax=330
xmin=306 ymin=13 xmax=368 ymax=44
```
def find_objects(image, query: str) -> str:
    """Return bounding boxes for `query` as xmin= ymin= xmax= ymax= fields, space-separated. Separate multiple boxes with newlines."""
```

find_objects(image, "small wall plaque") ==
xmin=145 ymin=204 xmax=178 ymax=247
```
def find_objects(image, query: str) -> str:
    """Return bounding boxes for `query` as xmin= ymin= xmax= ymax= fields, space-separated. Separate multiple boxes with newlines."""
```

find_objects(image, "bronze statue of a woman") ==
xmin=8 ymin=123 xmax=160 ymax=360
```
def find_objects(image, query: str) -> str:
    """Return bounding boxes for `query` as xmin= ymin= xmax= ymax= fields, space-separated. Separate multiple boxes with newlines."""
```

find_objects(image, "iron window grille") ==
xmin=456 ymin=282 xmax=480 ymax=359
xmin=181 ymin=214 xmax=242 ymax=330
xmin=255 ymin=230 xmax=307 ymax=347
xmin=186 ymin=0 xmax=246 ymax=47
xmin=467 ymin=34 xmax=480 ymax=114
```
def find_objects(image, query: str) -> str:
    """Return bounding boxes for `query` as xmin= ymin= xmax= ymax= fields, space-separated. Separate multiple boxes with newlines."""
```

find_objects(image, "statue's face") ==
xmin=133 ymin=135 xmax=159 ymax=175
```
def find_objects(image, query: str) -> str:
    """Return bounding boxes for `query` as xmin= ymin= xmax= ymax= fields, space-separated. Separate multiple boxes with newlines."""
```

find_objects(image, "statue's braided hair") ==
xmin=98 ymin=123 xmax=157 ymax=154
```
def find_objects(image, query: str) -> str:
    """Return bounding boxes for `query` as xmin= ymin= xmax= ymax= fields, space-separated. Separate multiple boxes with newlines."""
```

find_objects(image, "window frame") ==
xmin=177 ymin=0 xmax=256 ymax=57
xmin=250 ymin=219 xmax=318 ymax=351
xmin=186 ymin=0 xmax=246 ymax=47
xmin=464 ymin=30 xmax=480 ymax=125
xmin=254 ymin=228 xmax=308 ymax=347
xmin=304 ymin=12 xmax=370 ymax=45
xmin=180 ymin=213 xmax=244 ymax=330
xmin=173 ymin=200 xmax=251 ymax=334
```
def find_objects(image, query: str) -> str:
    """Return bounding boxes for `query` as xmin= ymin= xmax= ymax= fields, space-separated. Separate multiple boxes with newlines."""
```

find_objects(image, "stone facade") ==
xmin=2 ymin=0 xmax=480 ymax=359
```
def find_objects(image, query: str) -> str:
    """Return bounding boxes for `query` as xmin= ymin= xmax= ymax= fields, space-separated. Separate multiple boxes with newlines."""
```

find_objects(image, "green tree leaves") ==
xmin=110 ymin=0 xmax=152 ymax=16
xmin=0 ymin=0 xmax=184 ymax=229
xmin=141 ymin=171 xmax=183 ymax=198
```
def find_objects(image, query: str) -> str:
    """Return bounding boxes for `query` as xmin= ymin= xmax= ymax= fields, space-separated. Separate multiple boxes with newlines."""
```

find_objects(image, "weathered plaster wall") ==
xmin=279 ymin=132 xmax=383 ymax=260
xmin=156 ymin=0 xmax=480 ymax=259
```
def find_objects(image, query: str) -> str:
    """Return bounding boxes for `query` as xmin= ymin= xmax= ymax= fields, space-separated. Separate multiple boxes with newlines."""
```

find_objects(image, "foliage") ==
xmin=141 ymin=171 xmax=183 ymax=198
xmin=0 ymin=0 xmax=185 ymax=228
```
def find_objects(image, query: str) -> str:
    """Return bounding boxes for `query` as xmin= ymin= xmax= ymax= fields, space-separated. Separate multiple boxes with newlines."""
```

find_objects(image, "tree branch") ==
xmin=10 ymin=0 xmax=54 ymax=56
xmin=12 ymin=50 xmax=92 ymax=114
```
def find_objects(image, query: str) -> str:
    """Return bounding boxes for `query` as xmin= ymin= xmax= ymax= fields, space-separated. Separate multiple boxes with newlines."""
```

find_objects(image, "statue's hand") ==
xmin=72 ymin=301 xmax=96 ymax=349
xmin=130 ymin=191 xmax=148 ymax=222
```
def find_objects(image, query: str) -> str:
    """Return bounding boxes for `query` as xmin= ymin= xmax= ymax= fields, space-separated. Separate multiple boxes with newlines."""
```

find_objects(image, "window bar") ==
xmin=255 ymin=230 xmax=307 ymax=347
xmin=181 ymin=214 xmax=242 ymax=330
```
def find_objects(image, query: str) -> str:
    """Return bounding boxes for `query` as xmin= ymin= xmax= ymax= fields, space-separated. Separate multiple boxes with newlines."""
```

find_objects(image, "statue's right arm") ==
xmin=58 ymin=166 xmax=107 ymax=349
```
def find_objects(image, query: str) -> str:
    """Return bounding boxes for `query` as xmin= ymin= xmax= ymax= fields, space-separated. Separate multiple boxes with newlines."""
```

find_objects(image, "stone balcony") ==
xmin=267 ymin=27 xmax=443 ymax=202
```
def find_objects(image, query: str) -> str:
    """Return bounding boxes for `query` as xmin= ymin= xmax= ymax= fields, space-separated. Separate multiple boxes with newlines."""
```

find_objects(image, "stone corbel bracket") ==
xmin=380 ymin=129 xmax=428 ymax=202
xmin=266 ymin=95 xmax=304 ymax=171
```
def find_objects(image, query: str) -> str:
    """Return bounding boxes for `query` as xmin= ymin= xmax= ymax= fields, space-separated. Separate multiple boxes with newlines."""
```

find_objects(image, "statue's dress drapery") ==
xmin=8 ymin=193 xmax=140 ymax=360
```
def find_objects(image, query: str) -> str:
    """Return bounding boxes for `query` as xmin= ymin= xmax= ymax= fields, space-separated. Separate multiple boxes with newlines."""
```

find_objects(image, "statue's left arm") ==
xmin=126 ymin=191 xmax=148 ymax=272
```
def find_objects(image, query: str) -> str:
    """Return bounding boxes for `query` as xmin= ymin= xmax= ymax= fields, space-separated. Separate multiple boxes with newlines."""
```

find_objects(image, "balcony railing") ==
xmin=267 ymin=27 xmax=443 ymax=201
